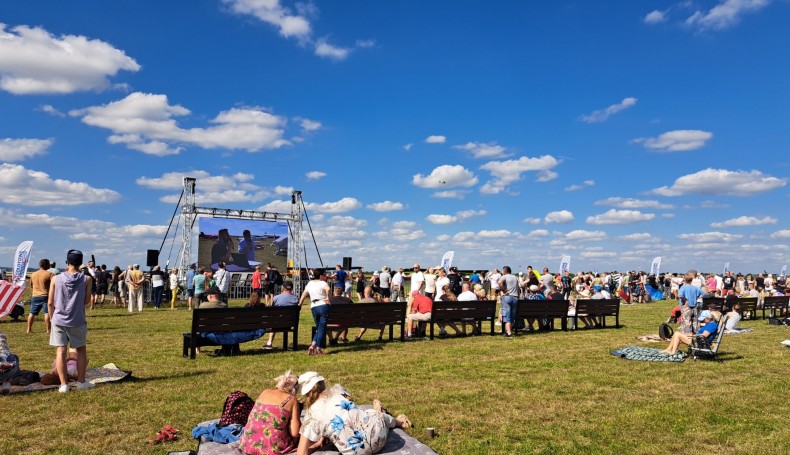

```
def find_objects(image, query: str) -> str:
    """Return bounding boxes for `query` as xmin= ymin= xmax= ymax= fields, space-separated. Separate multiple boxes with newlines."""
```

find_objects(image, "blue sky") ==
xmin=1 ymin=0 xmax=788 ymax=274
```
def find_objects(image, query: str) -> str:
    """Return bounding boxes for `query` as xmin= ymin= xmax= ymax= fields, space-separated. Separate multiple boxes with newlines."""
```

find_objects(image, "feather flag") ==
xmin=440 ymin=251 xmax=454 ymax=273
xmin=650 ymin=257 xmax=661 ymax=276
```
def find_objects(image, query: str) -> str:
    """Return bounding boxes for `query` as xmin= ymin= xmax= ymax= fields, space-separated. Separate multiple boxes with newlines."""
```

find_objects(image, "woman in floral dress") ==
xmin=237 ymin=371 xmax=300 ymax=455
xmin=296 ymin=372 xmax=411 ymax=455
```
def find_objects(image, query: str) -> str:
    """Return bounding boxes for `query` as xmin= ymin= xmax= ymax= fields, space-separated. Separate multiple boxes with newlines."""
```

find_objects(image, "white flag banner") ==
xmin=723 ymin=261 xmax=730 ymax=275
xmin=650 ymin=257 xmax=661 ymax=276
xmin=440 ymin=251 xmax=454 ymax=273
xmin=781 ymin=265 xmax=787 ymax=277
xmin=12 ymin=241 xmax=33 ymax=288
xmin=559 ymin=256 xmax=571 ymax=275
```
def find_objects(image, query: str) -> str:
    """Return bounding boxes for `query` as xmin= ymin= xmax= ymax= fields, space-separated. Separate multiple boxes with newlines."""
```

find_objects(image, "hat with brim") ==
xmin=298 ymin=371 xmax=324 ymax=395
xmin=697 ymin=310 xmax=714 ymax=321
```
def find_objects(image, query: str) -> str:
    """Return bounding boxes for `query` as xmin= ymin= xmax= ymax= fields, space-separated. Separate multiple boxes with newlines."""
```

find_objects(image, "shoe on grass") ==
xmin=76 ymin=381 xmax=95 ymax=391
xmin=58 ymin=384 xmax=69 ymax=393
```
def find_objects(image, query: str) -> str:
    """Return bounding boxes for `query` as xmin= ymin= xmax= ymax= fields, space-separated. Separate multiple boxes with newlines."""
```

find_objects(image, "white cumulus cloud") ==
xmin=633 ymin=129 xmax=713 ymax=152
xmin=314 ymin=39 xmax=350 ymax=60
xmin=0 ymin=138 xmax=52 ymax=161
xmin=710 ymin=216 xmax=777 ymax=228
xmin=523 ymin=217 xmax=542 ymax=225
xmin=644 ymin=10 xmax=667 ymax=24
xmin=306 ymin=171 xmax=327 ymax=181
xmin=0 ymin=164 xmax=120 ymax=206
xmin=677 ymin=232 xmax=744 ymax=243
xmin=580 ymin=97 xmax=637 ymax=123
xmin=426 ymin=209 xmax=486 ymax=225
xmin=412 ymin=164 xmax=478 ymax=189
xmin=367 ymin=201 xmax=404 ymax=212
xmin=0 ymin=24 xmax=140 ymax=94
xmin=479 ymin=155 xmax=560 ymax=194
xmin=71 ymin=92 xmax=292 ymax=155
xmin=651 ymin=168 xmax=787 ymax=196
xmin=545 ymin=210 xmax=574 ymax=224
xmin=425 ymin=135 xmax=446 ymax=144
xmin=565 ymin=180 xmax=595 ymax=192
xmin=594 ymin=197 xmax=673 ymax=209
xmin=565 ymin=230 xmax=608 ymax=241
xmin=770 ymin=230 xmax=790 ymax=239
xmin=620 ymin=233 xmax=653 ymax=241
xmin=586 ymin=209 xmax=655 ymax=225
xmin=686 ymin=0 xmax=772 ymax=31
xmin=453 ymin=142 xmax=508 ymax=159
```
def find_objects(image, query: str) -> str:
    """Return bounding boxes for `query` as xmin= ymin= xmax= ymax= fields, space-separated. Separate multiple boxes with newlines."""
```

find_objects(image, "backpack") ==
xmin=448 ymin=274 xmax=462 ymax=296
xmin=658 ymin=323 xmax=674 ymax=341
xmin=273 ymin=270 xmax=284 ymax=286
xmin=219 ymin=391 xmax=255 ymax=427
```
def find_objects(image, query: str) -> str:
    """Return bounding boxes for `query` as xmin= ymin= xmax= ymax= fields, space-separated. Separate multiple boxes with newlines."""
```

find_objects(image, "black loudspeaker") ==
xmin=342 ymin=257 xmax=352 ymax=270
xmin=146 ymin=249 xmax=159 ymax=267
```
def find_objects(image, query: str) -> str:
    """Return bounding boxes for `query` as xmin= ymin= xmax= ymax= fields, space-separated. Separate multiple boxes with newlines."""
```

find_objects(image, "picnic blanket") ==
xmin=611 ymin=345 xmax=686 ymax=362
xmin=6 ymin=363 xmax=130 ymax=394
xmin=724 ymin=328 xmax=753 ymax=334
xmin=194 ymin=406 xmax=438 ymax=455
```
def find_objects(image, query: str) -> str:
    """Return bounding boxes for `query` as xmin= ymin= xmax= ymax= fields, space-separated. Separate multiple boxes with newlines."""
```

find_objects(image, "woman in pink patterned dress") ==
xmin=237 ymin=371 xmax=300 ymax=455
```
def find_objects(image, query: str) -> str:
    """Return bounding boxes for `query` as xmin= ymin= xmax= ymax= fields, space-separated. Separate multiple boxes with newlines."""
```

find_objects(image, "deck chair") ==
xmin=688 ymin=314 xmax=728 ymax=360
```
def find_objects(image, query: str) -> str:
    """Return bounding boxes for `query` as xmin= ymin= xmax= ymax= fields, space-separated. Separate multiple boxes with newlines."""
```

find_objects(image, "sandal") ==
xmin=395 ymin=414 xmax=412 ymax=429
xmin=150 ymin=425 xmax=179 ymax=445
xmin=262 ymin=343 xmax=274 ymax=350
xmin=307 ymin=345 xmax=316 ymax=356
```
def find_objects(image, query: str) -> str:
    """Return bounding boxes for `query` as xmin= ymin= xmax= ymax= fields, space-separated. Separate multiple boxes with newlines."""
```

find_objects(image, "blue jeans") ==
xmin=30 ymin=296 xmax=48 ymax=315
xmin=311 ymin=304 xmax=330 ymax=348
xmin=152 ymin=286 xmax=164 ymax=308
xmin=501 ymin=295 xmax=518 ymax=323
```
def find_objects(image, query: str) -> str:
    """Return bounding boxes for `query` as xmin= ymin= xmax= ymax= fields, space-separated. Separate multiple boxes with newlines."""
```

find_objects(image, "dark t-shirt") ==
xmin=329 ymin=296 xmax=354 ymax=305
xmin=335 ymin=269 xmax=347 ymax=285
xmin=722 ymin=276 xmax=735 ymax=289
xmin=548 ymin=291 xmax=564 ymax=300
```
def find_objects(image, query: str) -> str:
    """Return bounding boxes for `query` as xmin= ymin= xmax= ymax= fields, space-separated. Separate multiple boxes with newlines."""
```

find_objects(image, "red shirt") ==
xmin=252 ymin=271 xmax=262 ymax=288
xmin=412 ymin=293 xmax=433 ymax=314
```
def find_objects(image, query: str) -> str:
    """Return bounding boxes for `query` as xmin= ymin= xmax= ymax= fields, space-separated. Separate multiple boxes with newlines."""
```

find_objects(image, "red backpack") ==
xmin=219 ymin=391 xmax=255 ymax=427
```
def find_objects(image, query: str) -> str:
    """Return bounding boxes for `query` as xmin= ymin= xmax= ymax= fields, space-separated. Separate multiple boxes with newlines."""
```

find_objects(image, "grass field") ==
xmin=1 ymin=297 xmax=789 ymax=454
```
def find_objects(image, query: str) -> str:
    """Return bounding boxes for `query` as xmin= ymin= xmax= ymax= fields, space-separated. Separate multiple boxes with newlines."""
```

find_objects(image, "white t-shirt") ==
xmin=434 ymin=277 xmax=450 ymax=301
xmin=305 ymin=280 xmax=329 ymax=308
xmin=458 ymin=290 xmax=477 ymax=301
xmin=392 ymin=272 xmax=403 ymax=286
xmin=725 ymin=311 xmax=742 ymax=330
xmin=410 ymin=272 xmax=425 ymax=293
xmin=489 ymin=273 xmax=502 ymax=290
xmin=379 ymin=272 xmax=391 ymax=289
xmin=423 ymin=274 xmax=436 ymax=293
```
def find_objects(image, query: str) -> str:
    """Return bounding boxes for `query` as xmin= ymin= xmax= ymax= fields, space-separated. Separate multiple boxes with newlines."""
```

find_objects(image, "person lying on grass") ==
xmin=296 ymin=371 xmax=411 ymax=455
xmin=660 ymin=310 xmax=720 ymax=355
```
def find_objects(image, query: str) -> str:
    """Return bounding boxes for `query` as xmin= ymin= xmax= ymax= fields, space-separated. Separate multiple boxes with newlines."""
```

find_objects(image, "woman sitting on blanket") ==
xmin=237 ymin=370 xmax=301 ymax=455
xmin=724 ymin=301 xmax=743 ymax=331
xmin=296 ymin=371 xmax=411 ymax=455
xmin=661 ymin=310 xmax=720 ymax=355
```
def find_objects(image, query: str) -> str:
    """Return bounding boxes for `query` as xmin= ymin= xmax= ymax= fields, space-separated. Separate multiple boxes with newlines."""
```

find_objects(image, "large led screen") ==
xmin=197 ymin=218 xmax=289 ymax=272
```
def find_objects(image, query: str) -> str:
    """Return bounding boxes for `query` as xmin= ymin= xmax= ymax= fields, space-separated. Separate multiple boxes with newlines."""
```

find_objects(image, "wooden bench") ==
xmin=701 ymin=297 xmax=725 ymax=311
xmin=573 ymin=298 xmax=620 ymax=329
xmin=311 ymin=302 xmax=407 ymax=345
xmin=429 ymin=300 xmax=497 ymax=340
xmin=762 ymin=295 xmax=789 ymax=319
xmin=508 ymin=299 xmax=569 ymax=333
xmin=183 ymin=305 xmax=300 ymax=359
xmin=737 ymin=297 xmax=758 ymax=320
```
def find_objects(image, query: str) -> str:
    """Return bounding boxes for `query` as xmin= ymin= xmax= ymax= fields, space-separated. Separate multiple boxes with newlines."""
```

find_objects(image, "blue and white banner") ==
xmin=440 ymin=251 xmax=454 ymax=273
xmin=650 ymin=257 xmax=661 ymax=276
xmin=559 ymin=256 xmax=571 ymax=275
xmin=12 ymin=241 xmax=33 ymax=287
xmin=723 ymin=261 xmax=730 ymax=274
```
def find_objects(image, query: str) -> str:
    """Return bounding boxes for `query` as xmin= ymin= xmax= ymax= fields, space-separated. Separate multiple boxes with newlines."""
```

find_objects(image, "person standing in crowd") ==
xmin=300 ymin=269 xmax=330 ymax=356
xmin=391 ymin=267 xmax=404 ymax=302
xmin=48 ymin=249 xmax=94 ymax=393
xmin=193 ymin=267 xmax=206 ymax=305
xmin=27 ymin=259 xmax=52 ymax=334
xmin=214 ymin=262 xmax=229 ymax=304
xmin=127 ymin=264 xmax=144 ymax=313
xmin=169 ymin=268 xmax=180 ymax=310
xmin=251 ymin=265 xmax=263 ymax=299
xmin=378 ymin=266 xmax=392 ymax=300
xmin=678 ymin=272 xmax=704 ymax=334
xmin=238 ymin=229 xmax=256 ymax=262
xmin=355 ymin=267 xmax=366 ymax=301
xmin=561 ymin=270 xmax=572 ymax=299
xmin=333 ymin=264 xmax=347 ymax=297
xmin=423 ymin=267 xmax=437 ymax=300
xmin=94 ymin=265 xmax=109 ymax=307
xmin=186 ymin=263 xmax=196 ymax=310
xmin=499 ymin=266 xmax=519 ymax=338
xmin=150 ymin=265 xmax=165 ymax=309
xmin=111 ymin=266 xmax=122 ymax=307
xmin=488 ymin=268 xmax=502 ymax=301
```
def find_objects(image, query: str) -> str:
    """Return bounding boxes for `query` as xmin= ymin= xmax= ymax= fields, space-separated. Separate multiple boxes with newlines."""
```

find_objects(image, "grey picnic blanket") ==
xmin=194 ymin=405 xmax=438 ymax=455
xmin=611 ymin=345 xmax=687 ymax=362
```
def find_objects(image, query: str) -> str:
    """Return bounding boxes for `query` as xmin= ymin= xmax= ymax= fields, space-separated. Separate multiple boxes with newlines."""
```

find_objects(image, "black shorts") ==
xmin=97 ymin=284 xmax=108 ymax=295
xmin=380 ymin=288 xmax=391 ymax=298
xmin=263 ymin=283 xmax=275 ymax=294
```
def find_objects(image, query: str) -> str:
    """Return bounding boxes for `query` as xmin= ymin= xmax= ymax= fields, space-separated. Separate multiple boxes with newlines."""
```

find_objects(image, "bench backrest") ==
xmin=701 ymin=297 xmax=725 ymax=311
xmin=762 ymin=295 xmax=789 ymax=309
xmin=738 ymin=297 xmax=758 ymax=311
xmin=431 ymin=300 xmax=496 ymax=322
xmin=326 ymin=302 xmax=407 ymax=325
xmin=516 ymin=299 xmax=568 ymax=317
xmin=191 ymin=305 xmax=300 ymax=333
xmin=575 ymin=298 xmax=620 ymax=315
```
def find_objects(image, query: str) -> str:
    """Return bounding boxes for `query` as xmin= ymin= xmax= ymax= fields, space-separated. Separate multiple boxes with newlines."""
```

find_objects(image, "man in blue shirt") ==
xmin=661 ymin=310 xmax=719 ymax=355
xmin=186 ymin=263 xmax=196 ymax=310
xmin=678 ymin=273 xmax=704 ymax=334
xmin=333 ymin=265 xmax=347 ymax=296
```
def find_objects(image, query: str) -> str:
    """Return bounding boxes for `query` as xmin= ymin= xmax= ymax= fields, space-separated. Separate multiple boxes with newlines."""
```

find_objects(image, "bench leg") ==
xmin=282 ymin=331 xmax=288 ymax=351
xmin=430 ymin=322 xmax=435 ymax=340
xmin=183 ymin=336 xmax=188 ymax=358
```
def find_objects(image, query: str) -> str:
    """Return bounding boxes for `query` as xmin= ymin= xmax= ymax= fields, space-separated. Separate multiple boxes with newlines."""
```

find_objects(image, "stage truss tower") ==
xmin=176 ymin=177 xmax=307 ymax=295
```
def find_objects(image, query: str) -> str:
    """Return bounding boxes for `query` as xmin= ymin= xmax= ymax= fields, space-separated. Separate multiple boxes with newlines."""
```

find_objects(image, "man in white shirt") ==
xmin=214 ymin=262 xmax=229 ymax=303
xmin=488 ymin=268 xmax=502 ymax=301
xmin=407 ymin=264 xmax=425 ymax=314
xmin=458 ymin=282 xmax=477 ymax=301
xmin=391 ymin=268 xmax=404 ymax=302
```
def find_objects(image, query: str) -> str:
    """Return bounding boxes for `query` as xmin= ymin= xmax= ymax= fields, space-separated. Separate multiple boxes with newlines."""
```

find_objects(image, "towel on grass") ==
xmin=724 ymin=328 xmax=753 ymax=334
xmin=611 ymin=345 xmax=686 ymax=362
xmin=6 ymin=363 xmax=129 ymax=394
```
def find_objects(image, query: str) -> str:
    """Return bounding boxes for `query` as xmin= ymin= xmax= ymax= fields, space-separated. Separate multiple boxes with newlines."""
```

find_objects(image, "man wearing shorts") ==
xmin=498 ymin=266 xmax=519 ymax=337
xmin=27 ymin=259 xmax=52 ymax=334
xmin=48 ymin=249 xmax=94 ymax=393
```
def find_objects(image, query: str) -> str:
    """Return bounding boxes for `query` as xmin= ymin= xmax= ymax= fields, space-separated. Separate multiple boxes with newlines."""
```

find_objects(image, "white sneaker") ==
xmin=76 ymin=381 xmax=95 ymax=391
xmin=58 ymin=384 xmax=69 ymax=393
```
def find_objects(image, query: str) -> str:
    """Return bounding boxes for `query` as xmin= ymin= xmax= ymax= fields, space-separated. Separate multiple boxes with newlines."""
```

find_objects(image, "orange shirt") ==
xmin=30 ymin=269 xmax=52 ymax=297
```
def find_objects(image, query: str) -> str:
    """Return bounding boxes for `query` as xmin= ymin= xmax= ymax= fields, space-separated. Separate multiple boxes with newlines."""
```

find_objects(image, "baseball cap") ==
xmin=66 ymin=249 xmax=83 ymax=267
xmin=697 ymin=310 xmax=714 ymax=321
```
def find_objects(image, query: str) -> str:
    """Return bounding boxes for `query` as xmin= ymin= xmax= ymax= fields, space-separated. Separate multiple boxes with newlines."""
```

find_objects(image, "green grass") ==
xmin=2 ymin=299 xmax=789 ymax=454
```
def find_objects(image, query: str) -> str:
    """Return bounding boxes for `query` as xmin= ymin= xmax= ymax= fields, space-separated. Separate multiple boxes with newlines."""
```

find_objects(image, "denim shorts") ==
xmin=500 ymin=295 xmax=518 ymax=323
xmin=29 ymin=296 xmax=48 ymax=316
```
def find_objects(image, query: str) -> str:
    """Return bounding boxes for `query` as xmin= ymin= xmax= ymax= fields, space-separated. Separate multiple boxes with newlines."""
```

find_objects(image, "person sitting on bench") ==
xmin=661 ymin=310 xmax=719 ymax=355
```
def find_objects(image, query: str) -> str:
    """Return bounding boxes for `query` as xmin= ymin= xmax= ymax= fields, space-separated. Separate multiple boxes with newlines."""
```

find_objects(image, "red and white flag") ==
xmin=0 ymin=280 xmax=24 ymax=319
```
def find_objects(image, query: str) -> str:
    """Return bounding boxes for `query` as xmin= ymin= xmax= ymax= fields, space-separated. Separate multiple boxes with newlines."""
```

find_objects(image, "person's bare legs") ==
xmin=55 ymin=346 xmax=69 ymax=386
xmin=75 ymin=346 xmax=88 ymax=383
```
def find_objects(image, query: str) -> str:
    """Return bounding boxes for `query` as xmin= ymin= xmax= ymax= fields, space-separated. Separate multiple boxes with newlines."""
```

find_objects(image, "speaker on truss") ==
xmin=342 ymin=257 xmax=352 ymax=270
xmin=146 ymin=249 xmax=159 ymax=267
